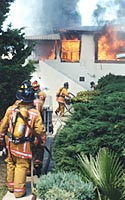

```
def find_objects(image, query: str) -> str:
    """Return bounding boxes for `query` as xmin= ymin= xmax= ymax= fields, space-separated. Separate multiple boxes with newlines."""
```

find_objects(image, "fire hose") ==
xmin=64 ymin=92 xmax=75 ymax=114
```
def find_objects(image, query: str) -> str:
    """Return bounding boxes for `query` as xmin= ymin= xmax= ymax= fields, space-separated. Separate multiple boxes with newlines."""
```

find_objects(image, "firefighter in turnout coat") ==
xmin=32 ymin=80 xmax=46 ymax=119
xmin=55 ymin=82 xmax=71 ymax=116
xmin=0 ymin=80 xmax=46 ymax=198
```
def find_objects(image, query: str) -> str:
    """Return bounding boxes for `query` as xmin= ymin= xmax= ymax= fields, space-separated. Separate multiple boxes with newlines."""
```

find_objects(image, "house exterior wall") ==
xmin=28 ymin=32 xmax=125 ymax=110
xmin=81 ymin=34 xmax=125 ymax=83
xmin=45 ymin=34 xmax=125 ymax=89
xmin=40 ymin=35 xmax=96 ymax=90
xmin=31 ymin=61 xmax=84 ymax=110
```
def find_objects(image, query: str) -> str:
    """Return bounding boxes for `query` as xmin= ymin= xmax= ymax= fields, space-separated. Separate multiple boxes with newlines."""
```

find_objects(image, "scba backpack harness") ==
xmin=8 ymin=106 xmax=52 ymax=157
xmin=7 ymin=106 xmax=34 ymax=145
xmin=56 ymin=87 xmax=71 ymax=106
xmin=56 ymin=87 xmax=63 ymax=98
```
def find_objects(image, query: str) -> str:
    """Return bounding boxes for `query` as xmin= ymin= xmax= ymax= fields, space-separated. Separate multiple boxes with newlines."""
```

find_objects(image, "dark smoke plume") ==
xmin=32 ymin=0 xmax=81 ymax=34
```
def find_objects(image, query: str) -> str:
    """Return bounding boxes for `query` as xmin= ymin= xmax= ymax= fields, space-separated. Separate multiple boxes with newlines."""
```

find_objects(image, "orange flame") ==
xmin=61 ymin=36 xmax=80 ymax=62
xmin=48 ymin=42 xmax=56 ymax=60
xmin=40 ymin=41 xmax=56 ymax=61
xmin=98 ymin=26 xmax=125 ymax=60
xmin=48 ymin=48 xmax=56 ymax=60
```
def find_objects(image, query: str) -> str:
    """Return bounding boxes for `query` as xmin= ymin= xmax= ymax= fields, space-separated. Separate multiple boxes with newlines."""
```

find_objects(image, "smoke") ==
xmin=4 ymin=0 xmax=81 ymax=34
xmin=32 ymin=0 xmax=81 ymax=34
xmin=4 ymin=0 xmax=125 ymax=36
xmin=116 ymin=0 xmax=125 ymax=24
xmin=92 ymin=0 xmax=125 ymax=26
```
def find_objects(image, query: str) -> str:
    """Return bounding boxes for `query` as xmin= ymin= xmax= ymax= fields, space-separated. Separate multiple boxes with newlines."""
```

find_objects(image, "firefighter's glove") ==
xmin=0 ymin=150 xmax=3 ymax=156
xmin=0 ymin=147 xmax=7 ymax=157
xmin=34 ymin=160 xmax=42 ymax=178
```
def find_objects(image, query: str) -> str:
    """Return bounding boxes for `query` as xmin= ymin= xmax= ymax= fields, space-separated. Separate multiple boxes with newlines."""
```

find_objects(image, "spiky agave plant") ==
xmin=77 ymin=147 xmax=125 ymax=200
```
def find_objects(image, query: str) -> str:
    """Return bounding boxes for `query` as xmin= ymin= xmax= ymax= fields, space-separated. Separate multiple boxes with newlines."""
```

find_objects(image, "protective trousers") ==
xmin=5 ymin=153 xmax=30 ymax=198
xmin=57 ymin=102 xmax=65 ymax=116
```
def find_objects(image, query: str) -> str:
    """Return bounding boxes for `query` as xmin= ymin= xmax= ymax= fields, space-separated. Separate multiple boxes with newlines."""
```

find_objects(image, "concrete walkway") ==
xmin=3 ymin=114 xmax=65 ymax=200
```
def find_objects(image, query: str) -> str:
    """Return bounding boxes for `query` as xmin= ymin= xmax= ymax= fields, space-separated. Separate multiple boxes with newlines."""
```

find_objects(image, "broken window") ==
xmin=60 ymin=33 xmax=81 ymax=62
xmin=95 ymin=25 xmax=125 ymax=63
xmin=33 ymin=40 xmax=57 ymax=61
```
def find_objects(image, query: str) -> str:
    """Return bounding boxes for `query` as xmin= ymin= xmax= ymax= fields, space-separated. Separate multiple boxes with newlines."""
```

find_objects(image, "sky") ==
xmin=3 ymin=0 xmax=99 ymax=34
xmin=3 ymin=0 xmax=35 ymax=30
xmin=78 ymin=0 xmax=99 ymax=26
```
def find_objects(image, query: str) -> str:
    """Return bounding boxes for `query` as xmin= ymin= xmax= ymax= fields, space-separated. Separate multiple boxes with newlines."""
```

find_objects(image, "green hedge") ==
xmin=53 ymin=74 xmax=125 ymax=172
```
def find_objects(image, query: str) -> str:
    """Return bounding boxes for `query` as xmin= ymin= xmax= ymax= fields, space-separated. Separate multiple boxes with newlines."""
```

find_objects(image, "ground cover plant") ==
xmin=36 ymin=171 xmax=96 ymax=200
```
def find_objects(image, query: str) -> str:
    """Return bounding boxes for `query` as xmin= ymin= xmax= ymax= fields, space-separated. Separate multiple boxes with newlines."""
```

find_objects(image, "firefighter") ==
xmin=0 ymin=80 xmax=46 ymax=198
xmin=55 ymin=82 xmax=71 ymax=116
xmin=90 ymin=81 xmax=96 ymax=90
xmin=32 ymin=80 xmax=46 ymax=119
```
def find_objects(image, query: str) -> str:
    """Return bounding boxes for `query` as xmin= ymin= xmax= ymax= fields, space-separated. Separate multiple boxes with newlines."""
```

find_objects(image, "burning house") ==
xmin=25 ymin=24 xmax=125 ymax=95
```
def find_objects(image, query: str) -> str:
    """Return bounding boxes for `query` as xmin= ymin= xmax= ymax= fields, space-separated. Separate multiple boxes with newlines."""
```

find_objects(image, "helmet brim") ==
xmin=16 ymin=91 xmax=34 ymax=103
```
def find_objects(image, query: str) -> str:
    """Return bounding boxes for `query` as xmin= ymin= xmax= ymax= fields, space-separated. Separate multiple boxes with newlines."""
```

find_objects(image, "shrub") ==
xmin=53 ymin=74 xmax=125 ymax=172
xmin=71 ymin=90 xmax=100 ymax=103
xmin=36 ymin=171 xmax=96 ymax=200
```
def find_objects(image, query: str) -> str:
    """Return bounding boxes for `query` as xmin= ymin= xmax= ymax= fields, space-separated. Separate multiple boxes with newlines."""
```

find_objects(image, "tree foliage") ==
xmin=0 ymin=0 xmax=14 ymax=29
xmin=0 ymin=1 xmax=36 ymax=119
xmin=0 ymin=27 xmax=33 ymax=65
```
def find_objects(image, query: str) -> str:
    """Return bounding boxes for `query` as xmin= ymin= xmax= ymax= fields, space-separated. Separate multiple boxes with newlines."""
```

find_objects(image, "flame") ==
xmin=48 ymin=42 xmax=56 ymax=60
xmin=48 ymin=48 xmax=56 ymax=59
xmin=98 ymin=26 xmax=125 ymax=60
xmin=48 ymin=49 xmax=55 ymax=60
xmin=38 ymin=35 xmax=80 ymax=62
xmin=39 ymin=41 xmax=56 ymax=61
xmin=61 ymin=36 xmax=80 ymax=62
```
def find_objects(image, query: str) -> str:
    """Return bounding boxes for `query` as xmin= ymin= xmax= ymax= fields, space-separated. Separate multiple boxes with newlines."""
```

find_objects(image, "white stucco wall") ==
xmin=43 ymin=34 xmax=125 ymax=90
xmin=81 ymin=34 xmax=125 ymax=79
xmin=29 ymin=32 xmax=125 ymax=110
xmin=31 ymin=61 xmax=84 ymax=111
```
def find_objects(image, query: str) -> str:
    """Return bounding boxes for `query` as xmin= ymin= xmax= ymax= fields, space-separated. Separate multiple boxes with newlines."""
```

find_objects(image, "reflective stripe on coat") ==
xmin=0 ymin=101 xmax=46 ymax=159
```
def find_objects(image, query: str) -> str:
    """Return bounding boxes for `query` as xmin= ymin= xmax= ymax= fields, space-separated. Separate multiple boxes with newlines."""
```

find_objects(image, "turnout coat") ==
xmin=0 ymin=100 xmax=46 ymax=160
xmin=56 ymin=87 xmax=70 ymax=104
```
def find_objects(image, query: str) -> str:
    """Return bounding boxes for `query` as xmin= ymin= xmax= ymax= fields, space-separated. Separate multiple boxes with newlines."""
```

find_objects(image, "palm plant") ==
xmin=77 ymin=147 xmax=125 ymax=200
